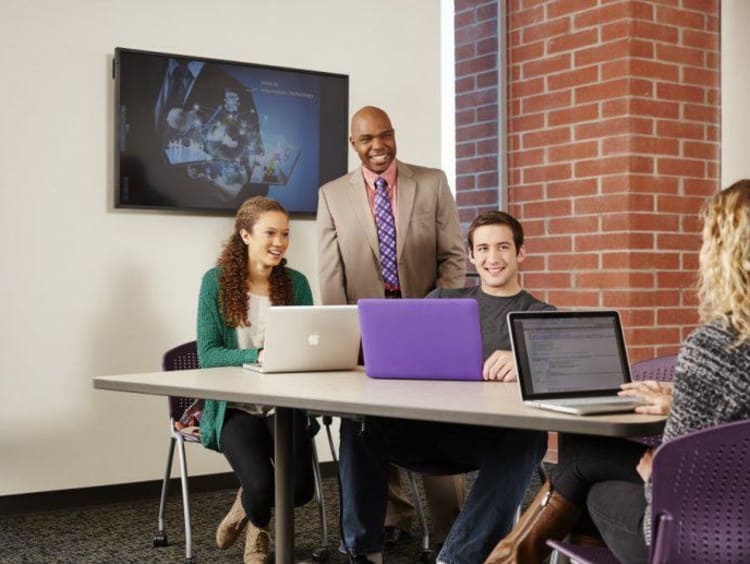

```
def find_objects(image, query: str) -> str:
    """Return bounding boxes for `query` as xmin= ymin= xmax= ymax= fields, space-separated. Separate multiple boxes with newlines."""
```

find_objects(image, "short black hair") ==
xmin=467 ymin=210 xmax=524 ymax=255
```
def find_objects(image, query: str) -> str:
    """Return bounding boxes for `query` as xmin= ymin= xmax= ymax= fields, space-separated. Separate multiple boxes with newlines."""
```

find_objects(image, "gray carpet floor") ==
xmin=0 ymin=468 xmax=549 ymax=564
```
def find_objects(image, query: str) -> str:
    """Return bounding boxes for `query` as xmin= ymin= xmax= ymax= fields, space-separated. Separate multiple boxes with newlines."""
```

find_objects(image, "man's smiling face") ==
xmin=349 ymin=107 xmax=397 ymax=174
xmin=469 ymin=224 xmax=526 ymax=296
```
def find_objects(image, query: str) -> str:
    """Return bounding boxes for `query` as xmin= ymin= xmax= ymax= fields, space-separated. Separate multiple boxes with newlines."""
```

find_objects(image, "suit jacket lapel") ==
xmin=347 ymin=170 xmax=380 ymax=259
xmin=396 ymin=161 xmax=416 ymax=259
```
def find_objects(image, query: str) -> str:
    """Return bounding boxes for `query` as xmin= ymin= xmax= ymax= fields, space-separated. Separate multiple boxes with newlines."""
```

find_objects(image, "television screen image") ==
xmin=115 ymin=48 xmax=349 ymax=215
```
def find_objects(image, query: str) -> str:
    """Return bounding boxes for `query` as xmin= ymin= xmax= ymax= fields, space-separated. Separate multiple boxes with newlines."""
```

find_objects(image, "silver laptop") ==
xmin=508 ymin=310 xmax=646 ymax=415
xmin=243 ymin=305 xmax=360 ymax=373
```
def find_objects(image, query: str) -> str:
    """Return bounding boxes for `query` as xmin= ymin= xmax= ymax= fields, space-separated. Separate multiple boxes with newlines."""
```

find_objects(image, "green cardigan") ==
xmin=196 ymin=266 xmax=313 ymax=451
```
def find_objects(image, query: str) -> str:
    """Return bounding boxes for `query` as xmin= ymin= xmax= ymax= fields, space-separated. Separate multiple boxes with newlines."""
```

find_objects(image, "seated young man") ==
xmin=339 ymin=211 xmax=555 ymax=564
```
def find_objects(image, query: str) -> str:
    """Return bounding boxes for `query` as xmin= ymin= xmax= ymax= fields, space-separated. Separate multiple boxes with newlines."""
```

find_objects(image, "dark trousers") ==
xmin=340 ymin=416 xmax=546 ymax=564
xmin=588 ymin=480 xmax=649 ymax=564
xmin=220 ymin=408 xmax=314 ymax=528
xmin=554 ymin=434 xmax=649 ymax=564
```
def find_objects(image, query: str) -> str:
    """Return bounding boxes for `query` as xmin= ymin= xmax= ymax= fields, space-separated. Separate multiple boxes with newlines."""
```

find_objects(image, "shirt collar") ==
xmin=361 ymin=159 xmax=398 ymax=190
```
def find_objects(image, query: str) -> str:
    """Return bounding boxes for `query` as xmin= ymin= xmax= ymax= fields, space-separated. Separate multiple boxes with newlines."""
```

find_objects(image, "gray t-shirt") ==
xmin=427 ymin=286 xmax=555 ymax=360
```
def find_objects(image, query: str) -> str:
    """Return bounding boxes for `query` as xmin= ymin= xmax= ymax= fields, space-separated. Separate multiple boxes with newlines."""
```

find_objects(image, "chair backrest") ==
xmin=630 ymin=355 xmax=678 ymax=383
xmin=162 ymin=341 xmax=200 ymax=422
xmin=628 ymin=355 xmax=678 ymax=448
xmin=650 ymin=418 xmax=750 ymax=564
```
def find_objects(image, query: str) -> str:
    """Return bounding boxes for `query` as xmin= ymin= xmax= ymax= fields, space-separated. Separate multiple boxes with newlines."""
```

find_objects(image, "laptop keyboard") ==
xmin=553 ymin=396 xmax=643 ymax=406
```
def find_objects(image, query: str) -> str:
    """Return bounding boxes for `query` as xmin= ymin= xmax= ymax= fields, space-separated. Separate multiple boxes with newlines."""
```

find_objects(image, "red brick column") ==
xmin=506 ymin=0 xmax=720 ymax=362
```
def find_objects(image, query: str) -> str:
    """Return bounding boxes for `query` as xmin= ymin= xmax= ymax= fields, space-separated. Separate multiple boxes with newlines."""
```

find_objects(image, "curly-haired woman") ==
xmin=485 ymin=180 xmax=750 ymax=564
xmin=197 ymin=196 xmax=315 ymax=563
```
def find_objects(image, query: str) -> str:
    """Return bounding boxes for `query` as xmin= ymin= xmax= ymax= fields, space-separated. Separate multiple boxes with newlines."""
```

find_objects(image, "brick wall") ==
xmin=496 ymin=0 xmax=719 ymax=363
xmin=453 ymin=0 xmax=720 ymax=464
xmin=454 ymin=0 xmax=502 ymax=226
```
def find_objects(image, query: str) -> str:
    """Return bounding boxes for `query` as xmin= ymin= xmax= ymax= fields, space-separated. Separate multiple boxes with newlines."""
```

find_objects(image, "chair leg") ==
xmin=406 ymin=471 xmax=431 ymax=556
xmin=537 ymin=463 xmax=547 ymax=485
xmin=153 ymin=436 xmax=176 ymax=547
xmin=323 ymin=417 xmax=350 ymax=557
xmin=311 ymin=442 xmax=330 ymax=562
xmin=536 ymin=463 xmax=558 ymax=562
xmin=175 ymin=434 xmax=194 ymax=563
xmin=323 ymin=416 xmax=338 ymax=465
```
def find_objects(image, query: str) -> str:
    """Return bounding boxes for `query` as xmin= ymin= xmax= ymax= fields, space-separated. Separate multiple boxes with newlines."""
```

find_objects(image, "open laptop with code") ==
xmin=508 ymin=310 xmax=646 ymax=415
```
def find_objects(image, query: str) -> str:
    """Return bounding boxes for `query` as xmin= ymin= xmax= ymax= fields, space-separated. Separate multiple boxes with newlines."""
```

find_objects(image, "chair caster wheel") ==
xmin=153 ymin=531 xmax=168 ymax=547
xmin=418 ymin=549 xmax=433 ymax=563
xmin=312 ymin=547 xmax=330 ymax=562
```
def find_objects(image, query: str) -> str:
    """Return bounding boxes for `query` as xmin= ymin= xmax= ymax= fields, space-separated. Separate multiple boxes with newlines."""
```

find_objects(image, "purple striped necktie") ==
xmin=374 ymin=177 xmax=400 ymax=289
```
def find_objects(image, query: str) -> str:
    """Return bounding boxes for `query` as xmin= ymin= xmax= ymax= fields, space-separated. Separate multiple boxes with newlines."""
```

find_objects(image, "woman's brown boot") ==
xmin=216 ymin=488 xmax=248 ymax=549
xmin=243 ymin=521 xmax=271 ymax=564
xmin=484 ymin=480 xmax=581 ymax=564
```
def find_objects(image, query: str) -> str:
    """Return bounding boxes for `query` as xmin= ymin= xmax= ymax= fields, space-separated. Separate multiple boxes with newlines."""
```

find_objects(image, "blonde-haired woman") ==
xmin=486 ymin=180 xmax=750 ymax=564
xmin=197 ymin=196 xmax=315 ymax=563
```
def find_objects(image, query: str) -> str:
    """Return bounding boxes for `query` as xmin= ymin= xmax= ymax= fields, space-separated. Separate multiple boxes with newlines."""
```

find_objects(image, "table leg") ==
xmin=275 ymin=407 xmax=295 ymax=563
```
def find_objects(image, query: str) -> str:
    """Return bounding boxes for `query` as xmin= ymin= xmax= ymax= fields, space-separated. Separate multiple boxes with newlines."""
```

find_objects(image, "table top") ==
xmin=94 ymin=367 xmax=666 ymax=437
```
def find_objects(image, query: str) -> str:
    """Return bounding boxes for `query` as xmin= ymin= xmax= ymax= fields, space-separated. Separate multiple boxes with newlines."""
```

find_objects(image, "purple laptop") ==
xmin=358 ymin=299 xmax=484 ymax=380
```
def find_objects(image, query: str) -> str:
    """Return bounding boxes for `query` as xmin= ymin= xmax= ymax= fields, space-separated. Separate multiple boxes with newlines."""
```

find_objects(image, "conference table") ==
xmin=94 ymin=367 xmax=665 ymax=563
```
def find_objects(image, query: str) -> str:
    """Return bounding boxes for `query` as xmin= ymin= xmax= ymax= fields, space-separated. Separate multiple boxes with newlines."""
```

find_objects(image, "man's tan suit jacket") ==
xmin=317 ymin=160 xmax=466 ymax=304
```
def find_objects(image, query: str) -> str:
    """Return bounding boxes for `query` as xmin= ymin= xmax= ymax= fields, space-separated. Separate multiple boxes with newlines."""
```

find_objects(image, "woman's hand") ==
xmin=636 ymin=449 xmax=654 ymax=482
xmin=619 ymin=380 xmax=673 ymax=415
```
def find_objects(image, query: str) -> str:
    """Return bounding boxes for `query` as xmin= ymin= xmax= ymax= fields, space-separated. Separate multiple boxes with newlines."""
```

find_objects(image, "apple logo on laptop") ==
xmin=308 ymin=333 xmax=320 ymax=346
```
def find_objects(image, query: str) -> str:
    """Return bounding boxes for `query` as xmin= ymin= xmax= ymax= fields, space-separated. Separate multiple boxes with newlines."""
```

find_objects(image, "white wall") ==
xmin=440 ymin=0 xmax=456 ymax=192
xmin=721 ymin=0 xmax=750 ymax=185
xmin=0 ymin=0 xmax=442 ymax=495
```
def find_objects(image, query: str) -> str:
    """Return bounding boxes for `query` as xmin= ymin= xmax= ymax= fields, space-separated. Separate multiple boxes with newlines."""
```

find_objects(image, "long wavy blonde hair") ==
xmin=697 ymin=179 xmax=750 ymax=344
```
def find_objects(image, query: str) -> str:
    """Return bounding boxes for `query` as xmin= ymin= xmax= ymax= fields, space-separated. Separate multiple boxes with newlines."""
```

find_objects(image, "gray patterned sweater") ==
xmin=644 ymin=321 xmax=750 ymax=543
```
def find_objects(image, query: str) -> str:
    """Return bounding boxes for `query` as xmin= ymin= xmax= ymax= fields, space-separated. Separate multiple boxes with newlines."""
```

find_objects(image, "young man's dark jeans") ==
xmin=339 ymin=416 xmax=546 ymax=564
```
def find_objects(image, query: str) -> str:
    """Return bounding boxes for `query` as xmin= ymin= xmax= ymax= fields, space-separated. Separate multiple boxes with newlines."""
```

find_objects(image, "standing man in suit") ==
xmin=317 ymin=106 xmax=466 ymax=550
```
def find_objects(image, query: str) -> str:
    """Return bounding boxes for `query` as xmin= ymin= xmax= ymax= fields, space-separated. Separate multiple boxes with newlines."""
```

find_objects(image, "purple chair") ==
xmin=548 ymin=418 xmax=750 ymax=563
xmin=152 ymin=341 xmax=201 ymax=564
xmin=628 ymin=355 xmax=678 ymax=448
xmin=153 ymin=341 xmax=330 ymax=563
xmin=630 ymin=354 xmax=677 ymax=383
xmin=550 ymin=354 xmax=678 ymax=561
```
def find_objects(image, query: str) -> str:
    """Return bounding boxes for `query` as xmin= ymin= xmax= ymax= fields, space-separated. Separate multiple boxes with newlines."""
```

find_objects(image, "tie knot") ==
xmin=374 ymin=177 xmax=387 ymax=190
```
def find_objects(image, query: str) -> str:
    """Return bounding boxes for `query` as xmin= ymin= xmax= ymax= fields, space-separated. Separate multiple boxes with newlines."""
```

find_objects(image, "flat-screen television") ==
xmin=114 ymin=47 xmax=349 ymax=215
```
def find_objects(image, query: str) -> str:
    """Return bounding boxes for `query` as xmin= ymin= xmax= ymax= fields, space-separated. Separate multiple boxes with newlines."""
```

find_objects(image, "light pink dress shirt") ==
xmin=361 ymin=160 xmax=399 ymax=225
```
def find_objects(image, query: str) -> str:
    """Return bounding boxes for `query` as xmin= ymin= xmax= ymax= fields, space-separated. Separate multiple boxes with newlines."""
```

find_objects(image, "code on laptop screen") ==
xmin=517 ymin=316 xmax=627 ymax=395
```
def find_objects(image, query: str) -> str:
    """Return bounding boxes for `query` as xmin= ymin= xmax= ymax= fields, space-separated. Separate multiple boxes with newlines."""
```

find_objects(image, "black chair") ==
xmin=402 ymin=460 xmax=546 ymax=561
xmin=154 ymin=341 xmax=329 ymax=563
xmin=400 ymin=461 xmax=480 ymax=562
xmin=321 ymin=416 xmax=544 ymax=562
